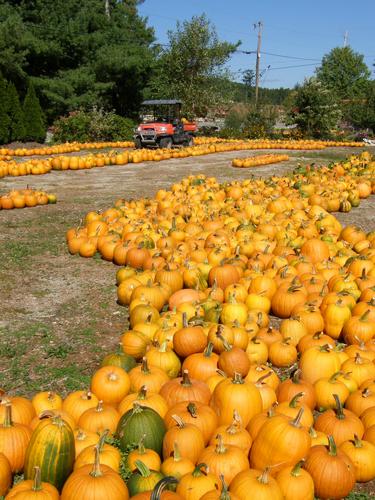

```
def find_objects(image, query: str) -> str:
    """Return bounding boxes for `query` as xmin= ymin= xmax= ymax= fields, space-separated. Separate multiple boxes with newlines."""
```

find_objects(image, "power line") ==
xmin=261 ymin=51 xmax=320 ymax=61
xmin=267 ymin=63 xmax=318 ymax=71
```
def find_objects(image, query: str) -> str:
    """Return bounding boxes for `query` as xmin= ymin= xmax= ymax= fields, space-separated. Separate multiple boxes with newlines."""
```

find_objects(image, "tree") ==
xmin=23 ymin=82 xmax=46 ymax=142
xmin=242 ymin=69 xmax=255 ymax=102
xmin=286 ymin=77 xmax=341 ymax=138
xmin=147 ymin=14 xmax=239 ymax=117
xmin=316 ymin=46 xmax=371 ymax=100
xmin=7 ymin=82 xmax=25 ymax=142
xmin=0 ymin=74 xmax=10 ymax=144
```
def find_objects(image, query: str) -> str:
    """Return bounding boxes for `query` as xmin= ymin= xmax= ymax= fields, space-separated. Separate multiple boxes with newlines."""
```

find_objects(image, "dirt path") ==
xmin=0 ymin=146 xmax=374 ymax=397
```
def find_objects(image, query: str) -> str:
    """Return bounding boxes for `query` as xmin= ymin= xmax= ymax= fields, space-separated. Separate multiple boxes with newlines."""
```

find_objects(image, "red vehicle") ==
xmin=134 ymin=99 xmax=197 ymax=149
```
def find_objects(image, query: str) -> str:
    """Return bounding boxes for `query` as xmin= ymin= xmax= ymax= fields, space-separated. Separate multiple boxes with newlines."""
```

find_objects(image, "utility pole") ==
xmin=343 ymin=31 xmax=349 ymax=47
xmin=105 ymin=0 xmax=110 ymax=19
xmin=254 ymin=21 xmax=263 ymax=106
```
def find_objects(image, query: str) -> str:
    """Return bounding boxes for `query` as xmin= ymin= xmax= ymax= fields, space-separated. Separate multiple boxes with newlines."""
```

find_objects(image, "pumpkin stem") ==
xmin=2 ymin=403 xmax=13 ymax=427
xmin=192 ymin=463 xmax=208 ymax=477
xmin=204 ymin=342 xmax=214 ymax=357
xmin=327 ymin=435 xmax=337 ymax=456
xmin=215 ymin=434 xmax=227 ymax=454
xmin=257 ymin=467 xmax=270 ymax=485
xmin=289 ymin=392 xmax=305 ymax=408
xmin=360 ymin=310 xmax=370 ymax=321
xmin=90 ymin=445 xmax=103 ymax=478
xmin=187 ymin=402 xmax=198 ymax=418
xmin=329 ymin=371 xmax=342 ymax=383
xmin=353 ymin=434 xmax=363 ymax=448
xmin=159 ymin=341 xmax=168 ymax=353
xmin=150 ymin=477 xmax=179 ymax=500
xmin=137 ymin=434 xmax=146 ymax=454
xmin=292 ymin=369 xmax=302 ymax=384
xmin=355 ymin=353 xmax=364 ymax=364
xmin=291 ymin=407 xmax=304 ymax=428
xmin=182 ymin=312 xmax=188 ymax=328
xmin=309 ymin=426 xmax=318 ymax=438
xmin=95 ymin=400 xmax=104 ymax=413
xmin=138 ymin=385 xmax=148 ymax=400
xmin=319 ymin=344 xmax=331 ymax=352
xmin=256 ymin=372 xmax=272 ymax=385
xmin=171 ymin=414 xmax=185 ymax=428
xmin=134 ymin=459 xmax=151 ymax=478
xmin=97 ymin=429 xmax=109 ymax=452
xmin=232 ymin=372 xmax=244 ymax=385
xmin=32 ymin=466 xmax=43 ymax=492
xmin=181 ymin=370 xmax=192 ymax=387
xmin=333 ymin=394 xmax=345 ymax=419
xmin=141 ymin=357 xmax=150 ymax=374
xmin=218 ymin=474 xmax=231 ymax=500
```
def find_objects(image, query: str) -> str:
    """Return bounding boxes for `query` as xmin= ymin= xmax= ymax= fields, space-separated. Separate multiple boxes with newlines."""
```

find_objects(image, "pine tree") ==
xmin=7 ymin=82 xmax=26 ymax=142
xmin=0 ymin=75 xmax=10 ymax=144
xmin=23 ymin=81 xmax=46 ymax=142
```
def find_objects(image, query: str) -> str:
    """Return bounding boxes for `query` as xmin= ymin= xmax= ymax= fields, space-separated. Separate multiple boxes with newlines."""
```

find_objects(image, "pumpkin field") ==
xmin=1 ymin=142 xmax=375 ymax=499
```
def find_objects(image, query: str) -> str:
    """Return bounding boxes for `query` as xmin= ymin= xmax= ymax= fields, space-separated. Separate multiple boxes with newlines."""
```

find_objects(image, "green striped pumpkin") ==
xmin=24 ymin=415 xmax=75 ymax=491
xmin=116 ymin=403 xmax=166 ymax=455
xmin=127 ymin=460 xmax=164 ymax=497
xmin=101 ymin=352 xmax=137 ymax=372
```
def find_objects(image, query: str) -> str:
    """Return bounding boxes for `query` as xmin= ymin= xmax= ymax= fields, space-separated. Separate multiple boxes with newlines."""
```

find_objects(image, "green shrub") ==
xmin=7 ymin=82 xmax=26 ymax=142
xmin=0 ymin=74 xmax=10 ymax=144
xmin=52 ymin=108 xmax=136 ymax=143
xmin=23 ymin=82 xmax=46 ymax=142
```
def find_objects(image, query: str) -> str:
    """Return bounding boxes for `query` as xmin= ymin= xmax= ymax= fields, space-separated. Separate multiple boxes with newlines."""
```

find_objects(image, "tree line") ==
xmin=0 ymin=0 xmax=374 ymax=143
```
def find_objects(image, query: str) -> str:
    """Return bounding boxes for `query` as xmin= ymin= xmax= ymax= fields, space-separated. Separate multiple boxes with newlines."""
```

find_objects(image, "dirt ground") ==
xmin=1 ymin=146 xmax=374 ymax=398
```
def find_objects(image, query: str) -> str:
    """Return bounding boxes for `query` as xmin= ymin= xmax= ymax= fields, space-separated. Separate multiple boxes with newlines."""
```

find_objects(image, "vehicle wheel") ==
xmin=135 ymin=138 xmax=142 ymax=149
xmin=185 ymin=137 xmax=194 ymax=147
xmin=159 ymin=137 xmax=173 ymax=149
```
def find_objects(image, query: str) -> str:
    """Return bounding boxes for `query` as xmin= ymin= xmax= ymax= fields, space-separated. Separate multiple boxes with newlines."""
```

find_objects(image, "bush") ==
xmin=23 ymin=82 xmax=46 ymax=142
xmin=243 ymin=106 xmax=277 ymax=139
xmin=52 ymin=108 xmax=136 ymax=143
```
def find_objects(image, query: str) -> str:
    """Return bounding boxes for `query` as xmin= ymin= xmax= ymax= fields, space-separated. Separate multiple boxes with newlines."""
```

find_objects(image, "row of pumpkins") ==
xmin=0 ymin=141 xmax=134 ymax=158
xmin=0 ymin=188 xmax=57 ymax=209
xmin=232 ymin=154 xmax=289 ymax=168
xmin=0 ymin=139 xmax=363 ymax=179
xmin=0 ymin=152 xmax=374 ymax=498
xmin=66 ymin=152 xmax=374 ymax=262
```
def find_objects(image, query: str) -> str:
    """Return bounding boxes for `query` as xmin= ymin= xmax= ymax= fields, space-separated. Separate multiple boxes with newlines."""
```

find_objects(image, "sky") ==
xmin=138 ymin=0 xmax=375 ymax=89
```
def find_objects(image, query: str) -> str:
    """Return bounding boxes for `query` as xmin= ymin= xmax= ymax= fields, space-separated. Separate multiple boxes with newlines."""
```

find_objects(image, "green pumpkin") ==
xmin=24 ymin=415 xmax=75 ymax=491
xmin=116 ymin=403 xmax=166 ymax=455
xmin=127 ymin=460 xmax=164 ymax=497
xmin=101 ymin=352 xmax=137 ymax=372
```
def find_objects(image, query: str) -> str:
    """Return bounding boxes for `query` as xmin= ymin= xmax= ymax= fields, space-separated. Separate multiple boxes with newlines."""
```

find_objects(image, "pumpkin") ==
xmin=74 ymin=430 xmax=121 ymax=472
xmin=217 ymin=344 xmax=250 ymax=378
xmin=0 ymin=452 xmax=11 ymax=497
xmin=78 ymin=401 xmax=120 ymax=435
xmin=160 ymin=442 xmax=195 ymax=480
xmin=173 ymin=318 xmax=207 ymax=358
xmin=275 ymin=393 xmax=314 ymax=428
xmin=24 ymin=414 xmax=75 ymax=490
xmin=159 ymin=370 xmax=211 ymax=408
xmin=127 ymin=460 xmax=164 ymax=497
xmin=176 ymin=463 xmax=220 ymax=500
xmin=6 ymin=465 xmax=59 ymax=499
xmin=101 ymin=352 xmax=137 ymax=372
xmin=314 ymin=372 xmax=350 ymax=410
xmin=229 ymin=468 xmax=283 ymax=500
xmin=128 ymin=435 xmax=162 ymax=472
xmin=164 ymin=402 xmax=218 ymax=445
xmin=181 ymin=343 xmax=219 ymax=382
xmin=121 ymin=330 xmax=151 ymax=360
xmin=268 ymin=338 xmax=297 ymax=367
xmin=304 ymin=435 xmax=355 ymax=500
xmin=62 ymin=390 xmax=99 ymax=423
xmin=340 ymin=435 xmax=375 ymax=482
xmin=91 ymin=366 xmax=130 ymax=404
xmin=209 ymin=410 xmax=252 ymax=455
xmin=116 ymin=404 xmax=166 ymax=455
xmin=345 ymin=388 xmax=375 ymax=416
xmin=276 ymin=369 xmax=316 ymax=409
xmin=32 ymin=392 xmax=62 ymax=415
xmin=0 ymin=393 xmax=35 ymax=426
xmin=0 ymin=403 xmax=32 ymax=473
xmin=198 ymin=434 xmax=249 ymax=485
xmin=211 ymin=373 xmax=262 ymax=427
xmin=200 ymin=474 xmax=240 ymax=499
xmin=129 ymin=358 xmax=170 ymax=393
xmin=250 ymin=409 xmax=311 ymax=474
xmin=61 ymin=445 xmax=129 ymax=499
xmin=130 ymin=476 xmax=183 ymax=499
xmin=145 ymin=343 xmax=181 ymax=378
xmin=299 ymin=344 xmax=341 ymax=384
xmin=275 ymin=461 xmax=314 ymax=500
xmin=162 ymin=415 xmax=205 ymax=463
xmin=118 ymin=386 xmax=168 ymax=418
xmin=341 ymin=353 xmax=375 ymax=387
xmin=73 ymin=428 xmax=100 ymax=458
xmin=315 ymin=394 xmax=364 ymax=445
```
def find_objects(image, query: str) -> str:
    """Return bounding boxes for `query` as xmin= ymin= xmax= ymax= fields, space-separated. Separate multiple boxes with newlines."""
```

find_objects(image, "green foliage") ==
xmin=52 ymin=108 xmax=135 ymax=143
xmin=316 ymin=46 xmax=371 ymax=100
xmin=147 ymin=14 xmax=239 ymax=117
xmin=286 ymin=77 xmax=342 ymax=138
xmin=23 ymin=82 xmax=46 ymax=142
xmin=0 ymin=0 xmax=155 ymax=122
xmin=7 ymin=82 xmax=25 ymax=142
xmin=0 ymin=74 xmax=10 ymax=144
xmin=243 ymin=105 xmax=277 ymax=138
